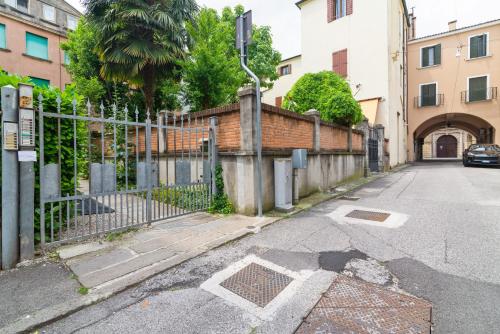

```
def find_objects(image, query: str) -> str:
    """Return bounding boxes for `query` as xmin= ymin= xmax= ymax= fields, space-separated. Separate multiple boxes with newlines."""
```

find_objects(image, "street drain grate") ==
xmin=220 ymin=262 xmax=293 ymax=307
xmin=346 ymin=210 xmax=390 ymax=222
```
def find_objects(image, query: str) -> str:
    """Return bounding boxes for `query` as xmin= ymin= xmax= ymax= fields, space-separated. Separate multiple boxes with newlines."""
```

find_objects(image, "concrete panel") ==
xmin=42 ymin=163 xmax=60 ymax=199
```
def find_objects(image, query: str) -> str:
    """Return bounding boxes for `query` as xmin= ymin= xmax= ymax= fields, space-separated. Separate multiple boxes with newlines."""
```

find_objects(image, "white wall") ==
xmin=262 ymin=56 xmax=303 ymax=105
xmin=263 ymin=0 xmax=408 ymax=167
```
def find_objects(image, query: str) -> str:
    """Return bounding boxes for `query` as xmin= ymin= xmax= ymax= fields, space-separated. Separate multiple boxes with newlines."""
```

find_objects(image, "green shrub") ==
xmin=208 ymin=164 xmax=234 ymax=215
xmin=282 ymin=71 xmax=363 ymax=126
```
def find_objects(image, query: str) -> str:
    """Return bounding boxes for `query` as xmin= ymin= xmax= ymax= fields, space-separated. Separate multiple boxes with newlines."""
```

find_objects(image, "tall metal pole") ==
xmin=239 ymin=15 xmax=263 ymax=217
xmin=1 ymin=85 xmax=19 ymax=269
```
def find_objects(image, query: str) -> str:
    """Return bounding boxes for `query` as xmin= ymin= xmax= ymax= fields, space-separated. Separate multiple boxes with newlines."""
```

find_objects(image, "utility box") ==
xmin=292 ymin=149 xmax=307 ymax=169
xmin=274 ymin=158 xmax=293 ymax=212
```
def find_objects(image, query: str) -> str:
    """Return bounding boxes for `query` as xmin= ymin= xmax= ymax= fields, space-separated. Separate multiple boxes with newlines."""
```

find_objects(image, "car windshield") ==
xmin=469 ymin=145 xmax=500 ymax=152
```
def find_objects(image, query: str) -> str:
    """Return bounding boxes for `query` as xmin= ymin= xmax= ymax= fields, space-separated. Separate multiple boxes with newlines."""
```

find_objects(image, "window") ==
xmin=64 ymin=51 xmax=70 ymax=65
xmin=29 ymin=77 xmax=50 ymax=87
xmin=0 ymin=24 xmax=6 ymax=49
xmin=26 ymin=32 xmax=48 ymax=60
xmin=42 ymin=4 xmax=55 ymax=22
xmin=468 ymin=76 xmax=488 ymax=102
xmin=419 ymin=83 xmax=437 ymax=107
xmin=67 ymin=15 xmax=77 ymax=30
xmin=421 ymin=44 xmax=441 ymax=67
xmin=5 ymin=0 xmax=28 ymax=11
xmin=279 ymin=64 xmax=291 ymax=76
xmin=469 ymin=33 xmax=488 ymax=59
xmin=328 ymin=0 xmax=352 ymax=22
xmin=336 ymin=0 xmax=347 ymax=19
xmin=332 ymin=49 xmax=348 ymax=77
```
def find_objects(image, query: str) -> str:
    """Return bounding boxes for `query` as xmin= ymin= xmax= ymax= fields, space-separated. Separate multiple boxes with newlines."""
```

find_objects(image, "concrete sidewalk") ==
xmin=0 ymin=213 xmax=277 ymax=334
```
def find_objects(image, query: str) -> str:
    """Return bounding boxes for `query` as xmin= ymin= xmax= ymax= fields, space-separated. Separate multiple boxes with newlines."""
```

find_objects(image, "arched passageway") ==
xmin=413 ymin=113 xmax=495 ymax=161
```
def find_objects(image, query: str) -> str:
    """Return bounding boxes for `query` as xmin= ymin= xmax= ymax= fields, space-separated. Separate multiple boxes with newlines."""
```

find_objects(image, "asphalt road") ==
xmin=41 ymin=161 xmax=500 ymax=334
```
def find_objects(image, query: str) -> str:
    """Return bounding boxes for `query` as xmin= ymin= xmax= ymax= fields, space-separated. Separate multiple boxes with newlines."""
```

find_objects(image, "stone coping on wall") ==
xmin=218 ymin=149 xmax=365 ymax=157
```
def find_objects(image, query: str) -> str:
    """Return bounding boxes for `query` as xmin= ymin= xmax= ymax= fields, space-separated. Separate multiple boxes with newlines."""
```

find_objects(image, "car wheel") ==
xmin=463 ymin=162 xmax=469 ymax=167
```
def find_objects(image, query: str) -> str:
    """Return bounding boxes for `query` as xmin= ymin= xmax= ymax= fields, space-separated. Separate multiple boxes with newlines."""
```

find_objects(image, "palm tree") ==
xmin=84 ymin=0 xmax=198 ymax=112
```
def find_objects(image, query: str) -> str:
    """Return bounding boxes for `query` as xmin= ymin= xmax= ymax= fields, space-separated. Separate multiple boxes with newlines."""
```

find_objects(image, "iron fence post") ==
xmin=209 ymin=117 xmax=218 ymax=197
xmin=146 ymin=112 xmax=152 ymax=224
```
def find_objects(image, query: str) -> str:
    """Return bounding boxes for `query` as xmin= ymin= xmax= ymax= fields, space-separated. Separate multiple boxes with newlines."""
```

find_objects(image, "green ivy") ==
xmin=0 ymin=71 xmax=88 ymax=242
xmin=208 ymin=164 xmax=234 ymax=215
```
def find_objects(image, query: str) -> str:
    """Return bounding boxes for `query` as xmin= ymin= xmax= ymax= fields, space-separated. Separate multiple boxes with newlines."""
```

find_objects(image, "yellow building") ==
xmin=408 ymin=19 xmax=500 ymax=161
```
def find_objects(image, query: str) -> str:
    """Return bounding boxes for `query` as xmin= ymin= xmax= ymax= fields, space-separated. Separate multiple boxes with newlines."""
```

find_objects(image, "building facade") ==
xmin=408 ymin=19 xmax=500 ymax=161
xmin=0 ymin=0 xmax=80 ymax=89
xmin=263 ymin=0 xmax=410 ymax=167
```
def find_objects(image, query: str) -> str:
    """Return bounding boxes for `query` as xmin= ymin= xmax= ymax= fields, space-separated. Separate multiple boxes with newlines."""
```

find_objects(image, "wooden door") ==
xmin=436 ymin=135 xmax=458 ymax=158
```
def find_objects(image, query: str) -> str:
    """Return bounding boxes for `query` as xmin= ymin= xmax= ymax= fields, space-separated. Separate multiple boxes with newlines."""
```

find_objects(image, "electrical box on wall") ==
xmin=292 ymin=149 xmax=308 ymax=169
xmin=274 ymin=158 xmax=293 ymax=212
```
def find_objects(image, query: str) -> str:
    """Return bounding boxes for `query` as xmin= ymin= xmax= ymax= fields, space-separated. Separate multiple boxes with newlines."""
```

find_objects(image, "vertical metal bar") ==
xmin=100 ymin=102 xmax=105 ymax=231
xmin=135 ymin=107 xmax=139 ymax=224
xmin=86 ymin=100 xmax=92 ymax=237
xmin=181 ymin=113 xmax=184 ymax=161
xmin=173 ymin=114 xmax=177 ymax=184
xmin=195 ymin=116 xmax=199 ymax=182
xmin=72 ymin=98 xmax=78 ymax=238
xmin=66 ymin=194 xmax=70 ymax=240
xmin=112 ymin=104 xmax=118 ymax=229
xmin=56 ymin=96 xmax=63 ymax=241
xmin=156 ymin=112 xmax=161 ymax=219
xmin=124 ymin=105 xmax=129 ymax=227
xmin=37 ymin=93 xmax=45 ymax=248
xmin=146 ymin=111 xmax=152 ymax=224
xmin=50 ymin=203 xmax=54 ymax=243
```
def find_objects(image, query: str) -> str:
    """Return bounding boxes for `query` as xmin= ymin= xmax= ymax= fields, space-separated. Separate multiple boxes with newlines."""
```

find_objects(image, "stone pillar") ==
xmin=238 ymin=86 xmax=257 ymax=153
xmin=235 ymin=86 xmax=259 ymax=215
xmin=356 ymin=119 xmax=370 ymax=177
xmin=304 ymin=109 xmax=320 ymax=152
xmin=375 ymin=124 xmax=385 ymax=172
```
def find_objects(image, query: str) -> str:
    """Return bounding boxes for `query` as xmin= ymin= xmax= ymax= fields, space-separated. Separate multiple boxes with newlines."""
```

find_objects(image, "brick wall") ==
xmin=261 ymin=104 xmax=314 ymax=150
xmin=125 ymin=102 xmax=363 ymax=155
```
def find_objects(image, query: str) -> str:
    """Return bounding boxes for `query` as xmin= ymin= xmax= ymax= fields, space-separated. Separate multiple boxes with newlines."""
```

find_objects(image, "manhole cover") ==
xmin=220 ymin=262 xmax=293 ymax=307
xmin=346 ymin=210 xmax=390 ymax=222
xmin=295 ymin=275 xmax=432 ymax=334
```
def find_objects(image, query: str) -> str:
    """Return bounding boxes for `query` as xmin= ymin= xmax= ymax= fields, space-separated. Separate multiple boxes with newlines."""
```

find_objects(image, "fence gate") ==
xmin=368 ymin=127 xmax=379 ymax=173
xmin=38 ymin=96 xmax=215 ymax=247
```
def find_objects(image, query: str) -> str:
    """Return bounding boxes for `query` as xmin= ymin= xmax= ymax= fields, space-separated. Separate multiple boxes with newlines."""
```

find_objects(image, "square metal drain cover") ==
xmin=220 ymin=262 xmax=293 ymax=307
xmin=346 ymin=210 xmax=390 ymax=222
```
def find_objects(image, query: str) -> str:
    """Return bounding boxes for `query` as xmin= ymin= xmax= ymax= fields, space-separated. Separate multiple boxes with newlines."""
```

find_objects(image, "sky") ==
xmin=66 ymin=0 xmax=500 ymax=59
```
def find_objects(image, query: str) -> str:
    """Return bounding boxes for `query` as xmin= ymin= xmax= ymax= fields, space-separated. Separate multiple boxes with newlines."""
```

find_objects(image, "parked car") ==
xmin=463 ymin=144 xmax=500 ymax=167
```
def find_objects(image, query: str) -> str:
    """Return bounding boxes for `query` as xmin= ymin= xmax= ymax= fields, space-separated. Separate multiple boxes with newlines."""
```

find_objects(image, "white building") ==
xmin=263 ymin=0 xmax=411 ymax=167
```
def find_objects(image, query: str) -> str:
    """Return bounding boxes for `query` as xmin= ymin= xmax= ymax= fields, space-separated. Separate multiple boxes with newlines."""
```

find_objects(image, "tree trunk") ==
xmin=142 ymin=65 xmax=156 ymax=114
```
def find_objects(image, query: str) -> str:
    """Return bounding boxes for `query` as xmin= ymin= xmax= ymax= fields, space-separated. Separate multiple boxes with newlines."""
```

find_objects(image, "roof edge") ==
xmin=281 ymin=54 xmax=302 ymax=63
xmin=410 ymin=18 xmax=500 ymax=43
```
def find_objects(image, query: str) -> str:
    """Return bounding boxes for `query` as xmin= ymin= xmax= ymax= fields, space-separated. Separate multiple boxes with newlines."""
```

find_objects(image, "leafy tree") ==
xmin=282 ymin=71 xmax=363 ymax=126
xmin=182 ymin=5 xmax=281 ymax=111
xmin=84 ymin=0 xmax=198 ymax=112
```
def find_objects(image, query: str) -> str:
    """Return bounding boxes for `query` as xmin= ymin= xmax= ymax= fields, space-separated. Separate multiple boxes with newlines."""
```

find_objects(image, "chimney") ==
xmin=448 ymin=20 xmax=457 ymax=31
xmin=409 ymin=8 xmax=417 ymax=40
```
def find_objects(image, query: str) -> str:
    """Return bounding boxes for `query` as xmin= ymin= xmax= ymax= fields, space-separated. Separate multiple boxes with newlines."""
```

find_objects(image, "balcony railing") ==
xmin=414 ymin=94 xmax=445 ymax=108
xmin=461 ymin=87 xmax=498 ymax=103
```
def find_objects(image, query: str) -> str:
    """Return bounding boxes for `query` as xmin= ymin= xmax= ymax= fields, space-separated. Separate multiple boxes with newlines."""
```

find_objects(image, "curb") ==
xmin=1 ymin=166 xmax=407 ymax=333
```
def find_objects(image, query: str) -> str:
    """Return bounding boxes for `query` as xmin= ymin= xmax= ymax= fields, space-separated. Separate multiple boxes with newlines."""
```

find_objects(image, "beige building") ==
xmin=408 ymin=19 xmax=500 ymax=161
xmin=263 ymin=0 xmax=410 ymax=167
xmin=0 ymin=0 xmax=80 ymax=89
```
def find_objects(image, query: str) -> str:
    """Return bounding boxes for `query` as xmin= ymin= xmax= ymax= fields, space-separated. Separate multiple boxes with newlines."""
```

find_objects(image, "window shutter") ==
xmin=333 ymin=49 xmax=348 ymax=77
xmin=346 ymin=0 xmax=353 ymax=15
xmin=434 ymin=44 xmax=441 ymax=65
xmin=275 ymin=96 xmax=283 ymax=108
xmin=332 ymin=51 xmax=340 ymax=74
xmin=422 ymin=48 xmax=429 ymax=67
xmin=0 ymin=24 xmax=5 ymax=49
xmin=327 ymin=0 xmax=336 ymax=22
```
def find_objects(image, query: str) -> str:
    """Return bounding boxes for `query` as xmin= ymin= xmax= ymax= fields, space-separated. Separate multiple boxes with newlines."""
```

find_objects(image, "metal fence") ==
xmin=368 ymin=127 xmax=379 ymax=173
xmin=38 ymin=95 xmax=215 ymax=247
